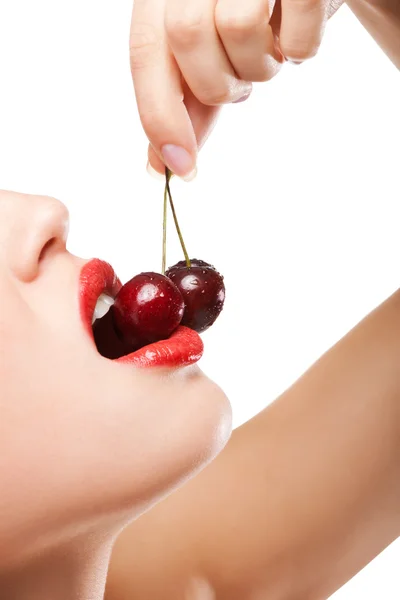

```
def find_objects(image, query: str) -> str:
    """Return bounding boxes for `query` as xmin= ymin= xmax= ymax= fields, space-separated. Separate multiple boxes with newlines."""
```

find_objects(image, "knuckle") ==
xmin=216 ymin=6 xmax=268 ymax=42
xmin=197 ymin=87 xmax=232 ymax=106
xmin=129 ymin=22 xmax=161 ymax=72
xmin=239 ymin=58 xmax=281 ymax=83
xmin=283 ymin=39 xmax=319 ymax=60
xmin=165 ymin=13 xmax=209 ymax=48
xmin=253 ymin=67 xmax=278 ymax=83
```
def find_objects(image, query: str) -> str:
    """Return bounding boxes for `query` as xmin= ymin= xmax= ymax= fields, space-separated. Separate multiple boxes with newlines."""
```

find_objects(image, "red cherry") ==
xmin=166 ymin=259 xmax=225 ymax=333
xmin=112 ymin=272 xmax=185 ymax=349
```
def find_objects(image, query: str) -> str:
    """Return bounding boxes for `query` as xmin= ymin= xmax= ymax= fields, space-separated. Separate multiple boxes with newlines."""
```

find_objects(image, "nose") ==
xmin=0 ymin=190 xmax=70 ymax=282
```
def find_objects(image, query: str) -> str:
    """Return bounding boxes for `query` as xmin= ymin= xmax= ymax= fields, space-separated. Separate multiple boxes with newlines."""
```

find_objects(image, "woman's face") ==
xmin=0 ymin=190 xmax=231 ymax=568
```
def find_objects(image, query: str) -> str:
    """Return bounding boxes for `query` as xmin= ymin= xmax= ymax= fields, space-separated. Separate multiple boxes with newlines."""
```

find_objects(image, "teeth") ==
xmin=92 ymin=293 xmax=115 ymax=324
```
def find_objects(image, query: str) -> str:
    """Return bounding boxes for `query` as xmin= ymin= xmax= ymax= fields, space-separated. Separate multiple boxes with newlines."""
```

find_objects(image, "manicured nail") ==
xmin=146 ymin=162 xmax=165 ymax=181
xmin=182 ymin=167 xmax=197 ymax=182
xmin=285 ymin=58 xmax=303 ymax=65
xmin=233 ymin=90 xmax=252 ymax=104
xmin=161 ymin=144 xmax=196 ymax=180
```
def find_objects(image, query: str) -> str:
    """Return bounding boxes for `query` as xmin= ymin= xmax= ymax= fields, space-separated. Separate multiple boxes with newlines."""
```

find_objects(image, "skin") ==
xmin=129 ymin=0 xmax=399 ymax=180
xmin=2 ymin=3 xmax=398 ymax=598
xmin=107 ymin=285 xmax=400 ymax=600
xmin=348 ymin=0 xmax=400 ymax=69
xmin=104 ymin=7 xmax=400 ymax=597
xmin=0 ymin=190 xmax=231 ymax=599
xmin=130 ymin=0 xmax=343 ymax=180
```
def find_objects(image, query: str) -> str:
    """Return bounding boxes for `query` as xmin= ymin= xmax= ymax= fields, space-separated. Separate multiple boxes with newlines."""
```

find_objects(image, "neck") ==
xmin=0 ymin=535 xmax=114 ymax=600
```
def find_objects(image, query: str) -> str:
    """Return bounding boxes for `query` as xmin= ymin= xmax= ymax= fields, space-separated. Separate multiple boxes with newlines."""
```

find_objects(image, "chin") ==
xmin=138 ymin=366 xmax=232 ymax=499
xmin=182 ymin=366 xmax=232 ymax=463
xmin=68 ymin=364 xmax=232 ymax=526
xmin=142 ymin=369 xmax=231 ymax=515
xmin=127 ymin=372 xmax=231 ymax=521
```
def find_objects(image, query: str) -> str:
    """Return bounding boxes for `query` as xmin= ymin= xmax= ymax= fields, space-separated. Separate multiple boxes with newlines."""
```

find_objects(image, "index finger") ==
xmin=130 ymin=0 xmax=198 ymax=179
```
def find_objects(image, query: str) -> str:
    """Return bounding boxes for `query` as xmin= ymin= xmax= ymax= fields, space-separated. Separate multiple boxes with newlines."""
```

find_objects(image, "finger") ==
xmin=165 ymin=0 xmax=252 ymax=107
xmin=183 ymin=83 xmax=221 ymax=149
xmin=130 ymin=0 xmax=197 ymax=179
xmin=147 ymin=148 xmax=167 ymax=179
xmin=147 ymin=85 xmax=221 ymax=177
xmin=279 ymin=0 xmax=327 ymax=62
xmin=215 ymin=0 xmax=284 ymax=82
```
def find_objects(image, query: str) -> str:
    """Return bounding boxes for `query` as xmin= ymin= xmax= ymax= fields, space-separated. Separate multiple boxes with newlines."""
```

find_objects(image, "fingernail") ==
xmin=146 ymin=162 xmax=165 ymax=181
xmin=233 ymin=90 xmax=252 ymax=104
xmin=285 ymin=58 xmax=303 ymax=65
xmin=182 ymin=167 xmax=197 ymax=182
xmin=161 ymin=144 xmax=196 ymax=180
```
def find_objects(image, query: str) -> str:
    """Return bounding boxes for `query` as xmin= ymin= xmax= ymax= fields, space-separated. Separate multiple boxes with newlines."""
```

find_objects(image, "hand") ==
xmin=130 ymin=0 xmax=343 ymax=180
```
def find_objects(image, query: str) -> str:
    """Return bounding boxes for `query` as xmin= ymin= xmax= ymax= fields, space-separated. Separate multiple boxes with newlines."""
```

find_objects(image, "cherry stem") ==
xmin=162 ymin=169 xmax=170 ymax=275
xmin=165 ymin=168 xmax=191 ymax=268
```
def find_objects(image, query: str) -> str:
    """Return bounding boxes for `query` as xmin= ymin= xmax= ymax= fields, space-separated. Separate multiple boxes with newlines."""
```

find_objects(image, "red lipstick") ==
xmin=79 ymin=259 xmax=203 ymax=368
xmin=79 ymin=259 xmax=121 ymax=336
xmin=116 ymin=325 xmax=203 ymax=368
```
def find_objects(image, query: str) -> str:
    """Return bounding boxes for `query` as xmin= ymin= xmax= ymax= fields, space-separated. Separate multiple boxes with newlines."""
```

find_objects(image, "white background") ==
xmin=0 ymin=1 xmax=399 ymax=597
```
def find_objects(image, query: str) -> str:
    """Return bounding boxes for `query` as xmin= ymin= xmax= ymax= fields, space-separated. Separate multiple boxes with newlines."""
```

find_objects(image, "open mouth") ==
xmin=79 ymin=259 xmax=204 ymax=368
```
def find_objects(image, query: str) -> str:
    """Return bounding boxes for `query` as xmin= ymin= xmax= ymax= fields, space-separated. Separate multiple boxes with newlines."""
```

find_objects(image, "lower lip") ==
xmin=80 ymin=260 xmax=204 ymax=369
xmin=117 ymin=326 xmax=204 ymax=368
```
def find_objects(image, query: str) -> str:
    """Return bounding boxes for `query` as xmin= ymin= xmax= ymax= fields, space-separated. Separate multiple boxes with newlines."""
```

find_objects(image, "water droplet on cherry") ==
xmin=112 ymin=272 xmax=185 ymax=349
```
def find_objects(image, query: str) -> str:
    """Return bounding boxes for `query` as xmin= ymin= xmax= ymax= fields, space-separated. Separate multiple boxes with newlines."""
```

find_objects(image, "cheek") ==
xmin=0 ymin=296 xmax=87 ymax=546
xmin=0 ymin=347 xmax=97 ymax=564
xmin=0 ymin=290 xmax=36 ymax=396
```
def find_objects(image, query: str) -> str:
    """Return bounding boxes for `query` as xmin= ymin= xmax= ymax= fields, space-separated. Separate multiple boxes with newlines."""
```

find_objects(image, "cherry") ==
xmin=112 ymin=272 xmax=185 ymax=349
xmin=166 ymin=259 xmax=225 ymax=333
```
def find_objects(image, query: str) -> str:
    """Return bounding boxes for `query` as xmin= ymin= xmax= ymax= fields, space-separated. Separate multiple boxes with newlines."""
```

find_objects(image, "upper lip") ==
xmin=79 ymin=258 xmax=203 ymax=368
xmin=79 ymin=258 xmax=121 ymax=337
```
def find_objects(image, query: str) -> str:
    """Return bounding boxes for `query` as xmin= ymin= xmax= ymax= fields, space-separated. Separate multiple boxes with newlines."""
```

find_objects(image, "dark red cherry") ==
xmin=112 ymin=272 xmax=184 ymax=349
xmin=165 ymin=259 xmax=225 ymax=333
